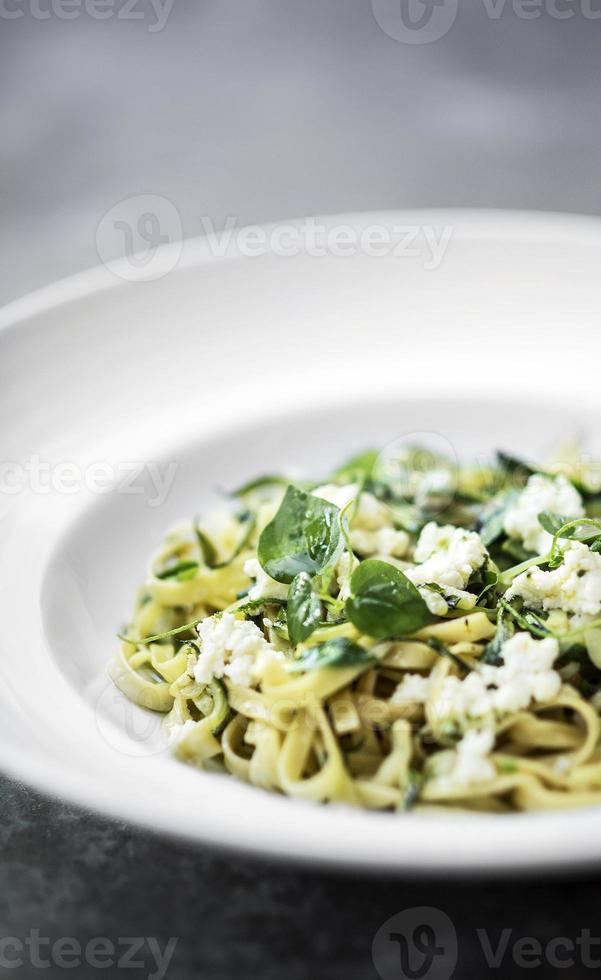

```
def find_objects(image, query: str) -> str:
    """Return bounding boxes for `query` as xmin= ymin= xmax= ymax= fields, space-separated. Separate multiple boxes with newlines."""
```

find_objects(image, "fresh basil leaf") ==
xmin=287 ymin=572 xmax=324 ymax=646
xmin=476 ymin=489 xmax=520 ymax=547
xmin=346 ymin=559 xmax=434 ymax=639
xmin=258 ymin=485 xmax=343 ymax=584
xmin=287 ymin=637 xmax=375 ymax=673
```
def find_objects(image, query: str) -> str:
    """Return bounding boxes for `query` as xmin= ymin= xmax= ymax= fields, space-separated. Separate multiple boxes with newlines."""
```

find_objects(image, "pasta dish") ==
xmin=111 ymin=445 xmax=601 ymax=812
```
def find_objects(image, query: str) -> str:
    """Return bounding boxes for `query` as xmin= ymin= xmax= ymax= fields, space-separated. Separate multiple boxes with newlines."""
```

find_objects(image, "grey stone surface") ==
xmin=4 ymin=776 xmax=601 ymax=979
xmin=3 ymin=3 xmax=601 ymax=977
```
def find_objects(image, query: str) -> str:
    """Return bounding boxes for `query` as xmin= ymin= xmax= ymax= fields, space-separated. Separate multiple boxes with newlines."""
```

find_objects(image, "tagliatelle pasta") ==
xmin=110 ymin=446 xmax=601 ymax=812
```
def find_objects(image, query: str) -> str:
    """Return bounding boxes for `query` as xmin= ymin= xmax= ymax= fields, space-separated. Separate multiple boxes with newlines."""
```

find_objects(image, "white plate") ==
xmin=2 ymin=210 xmax=601 ymax=875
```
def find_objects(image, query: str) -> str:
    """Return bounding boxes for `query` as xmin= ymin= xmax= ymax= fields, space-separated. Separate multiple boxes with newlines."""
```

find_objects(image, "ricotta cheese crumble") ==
xmin=313 ymin=483 xmax=409 ymax=558
xmin=449 ymin=727 xmax=496 ymax=787
xmin=194 ymin=612 xmax=281 ymax=688
xmin=506 ymin=540 xmax=601 ymax=618
xmin=503 ymin=474 xmax=584 ymax=555
xmin=243 ymin=557 xmax=290 ymax=602
xmin=404 ymin=522 xmax=488 ymax=615
xmin=392 ymin=631 xmax=561 ymax=726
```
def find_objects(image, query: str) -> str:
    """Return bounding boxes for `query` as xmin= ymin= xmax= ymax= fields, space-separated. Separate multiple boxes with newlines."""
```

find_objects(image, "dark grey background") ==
xmin=2 ymin=2 xmax=601 ymax=977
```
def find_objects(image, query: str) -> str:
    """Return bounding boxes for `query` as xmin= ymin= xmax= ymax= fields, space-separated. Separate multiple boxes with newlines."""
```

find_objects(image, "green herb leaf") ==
xmin=482 ymin=605 xmax=515 ymax=665
xmin=538 ymin=511 xmax=601 ymax=542
xmin=287 ymin=637 xmax=375 ymax=673
xmin=332 ymin=449 xmax=379 ymax=484
xmin=257 ymin=485 xmax=343 ymax=584
xmin=196 ymin=513 xmax=256 ymax=570
xmin=345 ymin=559 xmax=434 ymax=639
xmin=228 ymin=595 xmax=287 ymax=616
xmin=498 ymin=598 xmax=551 ymax=639
xmin=118 ymin=616 xmax=205 ymax=646
xmin=496 ymin=451 xmax=535 ymax=484
xmin=477 ymin=489 xmax=520 ymax=547
xmin=194 ymin=524 xmax=218 ymax=567
xmin=230 ymin=474 xmax=288 ymax=497
xmin=157 ymin=560 xmax=199 ymax=581
xmin=287 ymin=572 xmax=324 ymax=646
xmin=426 ymin=637 xmax=472 ymax=674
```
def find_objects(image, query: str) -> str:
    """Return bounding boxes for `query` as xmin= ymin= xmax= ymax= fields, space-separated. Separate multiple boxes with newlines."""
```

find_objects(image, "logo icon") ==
xmin=376 ymin=430 xmax=458 ymax=521
xmin=94 ymin=678 xmax=167 ymax=758
xmin=371 ymin=0 xmax=459 ymax=44
xmin=372 ymin=907 xmax=457 ymax=980
xmin=96 ymin=193 xmax=183 ymax=282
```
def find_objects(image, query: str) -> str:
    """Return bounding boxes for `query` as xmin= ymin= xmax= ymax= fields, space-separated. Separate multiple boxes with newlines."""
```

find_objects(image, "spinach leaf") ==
xmin=257 ymin=485 xmax=343 ymax=584
xmin=287 ymin=637 xmax=375 ymax=673
xmin=496 ymin=451 xmax=535 ymax=485
xmin=476 ymin=488 xmax=519 ymax=547
xmin=332 ymin=449 xmax=379 ymax=484
xmin=287 ymin=572 xmax=324 ymax=646
xmin=345 ymin=559 xmax=434 ymax=639
xmin=230 ymin=474 xmax=288 ymax=496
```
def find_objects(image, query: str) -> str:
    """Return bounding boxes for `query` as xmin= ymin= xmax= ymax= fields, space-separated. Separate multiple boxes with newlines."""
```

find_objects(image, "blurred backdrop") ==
xmin=1 ymin=0 xmax=601 ymax=304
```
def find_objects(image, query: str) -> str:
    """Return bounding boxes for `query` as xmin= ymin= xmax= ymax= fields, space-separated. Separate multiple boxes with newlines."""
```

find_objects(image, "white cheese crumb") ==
xmin=194 ymin=612 xmax=280 ymax=688
xmin=414 ymin=467 xmax=454 ymax=510
xmin=392 ymin=632 xmax=561 ymax=727
xmin=411 ymin=522 xmax=488 ymax=583
xmin=506 ymin=540 xmax=601 ymax=617
xmin=404 ymin=522 xmax=487 ymax=613
xmin=312 ymin=483 xmax=391 ymax=530
xmin=449 ymin=727 xmax=496 ymax=787
xmin=167 ymin=719 xmax=197 ymax=747
xmin=350 ymin=526 xmax=410 ymax=558
xmin=335 ymin=551 xmax=359 ymax=601
xmin=503 ymin=474 xmax=584 ymax=555
xmin=243 ymin=557 xmax=289 ymax=602
xmin=391 ymin=673 xmax=431 ymax=705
